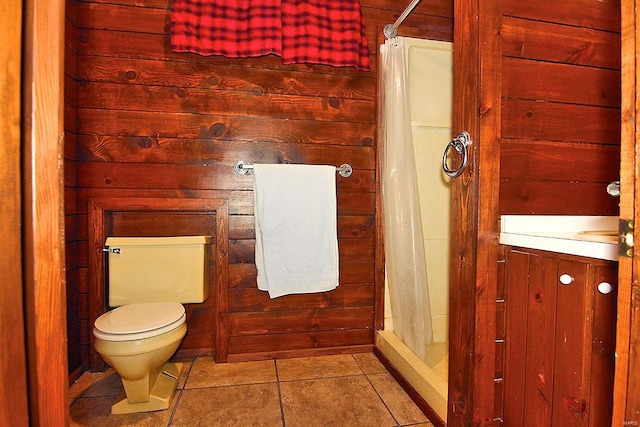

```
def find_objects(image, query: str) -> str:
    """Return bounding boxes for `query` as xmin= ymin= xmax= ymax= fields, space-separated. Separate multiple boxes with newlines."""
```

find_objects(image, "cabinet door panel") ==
xmin=589 ymin=265 xmax=617 ymax=427
xmin=504 ymin=250 xmax=532 ymax=425
xmin=523 ymin=255 xmax=557 ymax=426
xmin=552 ymin=259 xmax=589 ymax=426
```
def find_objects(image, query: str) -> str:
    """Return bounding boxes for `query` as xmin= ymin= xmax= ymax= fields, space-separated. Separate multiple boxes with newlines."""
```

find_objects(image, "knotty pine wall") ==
xmin=498 ymin=0 xmax=621 ymax=215
xmin=63 ymin=0 xmax=454 ymax=376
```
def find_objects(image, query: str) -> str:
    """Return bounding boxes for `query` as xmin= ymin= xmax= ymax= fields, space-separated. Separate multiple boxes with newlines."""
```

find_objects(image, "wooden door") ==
xmin=614 ymin=0 xmax=640 ymax=423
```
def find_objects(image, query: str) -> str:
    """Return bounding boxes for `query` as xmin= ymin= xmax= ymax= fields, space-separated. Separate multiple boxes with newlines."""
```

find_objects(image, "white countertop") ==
xmin=499 ymin=215 xmax=619 ymax=262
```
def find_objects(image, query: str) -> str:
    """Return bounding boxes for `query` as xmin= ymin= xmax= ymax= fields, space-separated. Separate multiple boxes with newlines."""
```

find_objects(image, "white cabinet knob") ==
xmin=597 ymin=282 xmax=614 ymax=294
xmin=559 ymin=274 xmax=574 ymax=285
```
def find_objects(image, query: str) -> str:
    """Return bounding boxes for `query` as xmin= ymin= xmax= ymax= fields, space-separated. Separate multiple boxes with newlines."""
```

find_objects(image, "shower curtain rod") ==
xmin=383 ymin=0 xmax=422 ymax=39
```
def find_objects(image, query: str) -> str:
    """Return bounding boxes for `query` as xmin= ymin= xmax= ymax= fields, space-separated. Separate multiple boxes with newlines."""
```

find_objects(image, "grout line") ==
xmin=351 ymin=353 xmax=366 ymax=375
xmin=363 ymin=372 xmax=402 ymax=427
xmin=274 ymin=359 xmax=287 ymax=427
xmin=166 ymin=389 xmax=183 ymax=426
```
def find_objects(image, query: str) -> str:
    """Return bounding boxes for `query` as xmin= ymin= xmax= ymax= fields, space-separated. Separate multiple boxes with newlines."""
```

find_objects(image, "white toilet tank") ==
xmin=105 ymin=236 xmax=211 ymax=307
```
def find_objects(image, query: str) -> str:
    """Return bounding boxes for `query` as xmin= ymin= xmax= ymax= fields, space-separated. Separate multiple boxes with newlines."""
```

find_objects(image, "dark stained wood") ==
xmin=502 ymin=58 xmax=620 ymax=108
xmin=551 ymin=259 xmax=590 ymax=425
xmin=77 ymin=82 xmax=375 ymax=122
xmin=448 ymin=0 xmax=483 ymax=422
xmin=66 ymin=0 xmax=84 ymax=383
xmin=590 ymin=265 xmax=617 ymax=427
xmin=523 ymin=255 xmax=556 ymax=426
xmin=615 ymin=0 xmax=640 ymax=423
xmin=503 ymin=247 xmax=617 ymax=426
xmin=448 ymin=0 xmax=504 ymax=423
xmin=228 ymin=342 xmax=373 ymax=362
xmin=503 ymin=0 xmax=620 ymax=33
xmin=87 ymin=198 xmax=229 ymax=369
xmin=502 ymin=99 xmax=620 ymax=144
xmin=500 ymin=180 xmax=620 ymax=215
xmin=76 ymin=109 xmax=375 ymax=144
xmin=77 ymin=56 xmax=376 ymax=99
xmin=503 ymin=250 xmax=529 ymax=425
xmin=501 ymin=141 xmax=620 ymax=182
xmin=502 ymin=17 xmax=621 ymax=69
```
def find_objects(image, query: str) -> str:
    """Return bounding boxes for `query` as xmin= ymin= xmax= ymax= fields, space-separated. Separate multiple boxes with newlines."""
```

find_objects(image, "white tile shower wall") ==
xmin=407 ymin=39 xmax=453 ymax=345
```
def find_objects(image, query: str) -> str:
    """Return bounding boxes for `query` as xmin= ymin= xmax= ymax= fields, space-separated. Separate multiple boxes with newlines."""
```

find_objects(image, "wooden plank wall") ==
xmin=64 ymin=0 xmax=83 ymax=379
xmin=499 ymin=0 xmax=621 ymax=215
xmin=63 ymin=0 xmax=454 ymax=375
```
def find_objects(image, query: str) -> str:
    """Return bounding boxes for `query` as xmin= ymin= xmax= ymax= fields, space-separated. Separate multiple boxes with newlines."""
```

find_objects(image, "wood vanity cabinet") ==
xmin=502 ymin=247 xmax=617 ymax=426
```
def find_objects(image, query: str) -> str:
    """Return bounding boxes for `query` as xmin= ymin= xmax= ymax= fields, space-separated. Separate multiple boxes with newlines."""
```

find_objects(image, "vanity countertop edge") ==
xmin=499 ymin=215 xmax=619 ymax=262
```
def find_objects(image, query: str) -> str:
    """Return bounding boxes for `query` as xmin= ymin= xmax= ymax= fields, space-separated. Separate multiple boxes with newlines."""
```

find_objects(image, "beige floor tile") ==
xmin=185 ymin=357 xmax=277 ymax=388
xmin=352 ymin=352 xmax=388 ymax=375
xmin=68 ymin=369 xmax=117 ymax=400
xmin=69 ymin=391 xmax=177 ymax=427
xmin=367 ymin=372 xmax=430 ymax=426
xmin=276 ymin=354 xmax=362 ymax=381
xmin=171 ymin=383 xmax=282 ymax=427
xmin=80 ymin=370 xmax=124 ymax=398
xmin=280 ymin=376 xmax=396 ymax=427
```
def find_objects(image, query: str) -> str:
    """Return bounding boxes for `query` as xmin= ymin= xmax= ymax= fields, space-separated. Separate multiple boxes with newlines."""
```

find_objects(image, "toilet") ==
xmin=93 ymin=235 xmax=211 ymax=414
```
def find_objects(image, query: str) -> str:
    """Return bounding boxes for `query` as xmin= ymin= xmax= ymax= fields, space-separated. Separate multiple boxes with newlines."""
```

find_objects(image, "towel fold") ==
xmin=253 ymin=164 xmax=339 ymax=298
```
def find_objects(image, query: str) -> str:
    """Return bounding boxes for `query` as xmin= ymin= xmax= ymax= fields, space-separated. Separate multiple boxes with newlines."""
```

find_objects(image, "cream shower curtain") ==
xmin=380 ymin=37 xmax=433 ymax=360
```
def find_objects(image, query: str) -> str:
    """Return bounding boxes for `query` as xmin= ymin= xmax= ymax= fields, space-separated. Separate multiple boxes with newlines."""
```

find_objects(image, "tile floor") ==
xmin=69 ymin=353 xmax=434 ymax=427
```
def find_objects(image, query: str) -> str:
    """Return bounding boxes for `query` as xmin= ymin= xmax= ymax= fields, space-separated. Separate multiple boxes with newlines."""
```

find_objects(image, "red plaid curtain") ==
xmin=170 ymin=0 xmax=370 ymax=71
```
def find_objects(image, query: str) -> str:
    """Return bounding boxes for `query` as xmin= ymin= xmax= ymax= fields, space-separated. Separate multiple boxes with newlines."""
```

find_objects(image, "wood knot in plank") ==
xmin=203 ymin=123 xmax=227 ymax=138
xmin=203 ymin=75 xmax=220 ymax=87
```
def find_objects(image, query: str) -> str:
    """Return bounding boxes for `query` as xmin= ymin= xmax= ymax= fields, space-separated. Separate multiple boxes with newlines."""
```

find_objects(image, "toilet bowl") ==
xmin=93 ymin=301 xmax=187 ymax=414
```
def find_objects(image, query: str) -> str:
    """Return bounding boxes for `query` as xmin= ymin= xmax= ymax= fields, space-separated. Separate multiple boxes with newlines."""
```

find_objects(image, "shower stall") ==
xmin=377 ymin=36 xmax=453 ymax=422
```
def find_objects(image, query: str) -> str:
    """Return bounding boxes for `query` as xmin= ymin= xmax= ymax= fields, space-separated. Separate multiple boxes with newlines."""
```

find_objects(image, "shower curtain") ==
xmin=379 ymin=37 xmax=433 ymax=360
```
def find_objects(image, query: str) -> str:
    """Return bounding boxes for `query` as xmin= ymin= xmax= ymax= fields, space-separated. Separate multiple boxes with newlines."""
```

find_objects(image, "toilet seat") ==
xmin=94 ymin=301 xmax=186 ymax=341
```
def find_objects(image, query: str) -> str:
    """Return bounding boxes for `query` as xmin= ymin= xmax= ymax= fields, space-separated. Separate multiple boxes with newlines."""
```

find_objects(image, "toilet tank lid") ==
xmin=105 ymin=236 xmax=212 ymax=246
xmin=94 ymin=302 xmax=185 ymax=335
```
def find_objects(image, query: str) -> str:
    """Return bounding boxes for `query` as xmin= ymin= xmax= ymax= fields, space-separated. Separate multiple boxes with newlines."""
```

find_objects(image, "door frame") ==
xmin=448 ymin=0 xmax=502 ymax=424
xmin=0 ymin=2 xmax=30 ymax=425
xmin=21 ymin=0 xmax=69 ymax=424
xmin=613 ymin=0 xmax=640 ymax=423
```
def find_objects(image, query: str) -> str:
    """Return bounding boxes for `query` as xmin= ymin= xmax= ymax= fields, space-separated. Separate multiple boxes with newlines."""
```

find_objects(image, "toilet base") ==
xmin=111 ymin=362 xmax=182 ymax=415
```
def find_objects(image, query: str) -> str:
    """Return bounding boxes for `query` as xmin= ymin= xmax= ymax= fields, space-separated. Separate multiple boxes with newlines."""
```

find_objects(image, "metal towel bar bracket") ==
xmin=233 ymin=160 xmax=353 ymax=178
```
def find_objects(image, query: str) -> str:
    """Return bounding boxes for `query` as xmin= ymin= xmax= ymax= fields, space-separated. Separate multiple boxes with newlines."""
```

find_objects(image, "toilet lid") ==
xmin=94 ymin=302 xmax=185 ymax=336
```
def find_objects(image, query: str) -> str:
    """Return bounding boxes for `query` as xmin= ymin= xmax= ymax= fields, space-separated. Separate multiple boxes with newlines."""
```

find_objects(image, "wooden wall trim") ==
xmin=474 ymin=0 xmax=503 ymax=423
xmin=448 ymin=0 xmax=481 ymax=424
xmin=614 ymin=0 xmax=640 ymax=423
xmin=22 ymin=0 xmax=69 ymax=424
xmin=87 ymin=197 xmax=229 ymax=369
xmin=449 ymin=0 xmax=502 ymax=424
xmin=0 ymin=1 xmax=29 ymax=425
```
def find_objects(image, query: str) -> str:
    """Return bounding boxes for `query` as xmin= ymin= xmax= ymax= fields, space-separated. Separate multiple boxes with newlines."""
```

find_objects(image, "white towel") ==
xmin=253 ymin=164 xmax=339 ymax=298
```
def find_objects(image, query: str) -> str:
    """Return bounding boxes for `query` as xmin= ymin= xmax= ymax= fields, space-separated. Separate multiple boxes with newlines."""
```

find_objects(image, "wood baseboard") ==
xmin=226 ymin=344 xmax=373 ymax=363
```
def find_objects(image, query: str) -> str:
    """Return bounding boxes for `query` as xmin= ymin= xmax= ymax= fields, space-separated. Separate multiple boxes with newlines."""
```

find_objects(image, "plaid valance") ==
xmin=170 ymin=0 xmax=370 ymax=71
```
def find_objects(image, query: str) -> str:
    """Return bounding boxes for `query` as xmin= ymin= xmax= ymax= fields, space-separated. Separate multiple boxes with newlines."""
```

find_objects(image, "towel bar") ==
xmin=233 ymin=160 xmax=353 ymax=178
